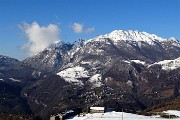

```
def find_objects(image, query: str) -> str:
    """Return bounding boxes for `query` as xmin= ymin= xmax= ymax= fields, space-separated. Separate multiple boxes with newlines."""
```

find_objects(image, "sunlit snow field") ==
xmin=67 ymin=110 xmax=180 ymax=120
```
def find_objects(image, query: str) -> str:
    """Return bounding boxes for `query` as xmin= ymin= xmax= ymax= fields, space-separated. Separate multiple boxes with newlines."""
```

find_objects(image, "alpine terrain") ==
xmin=1 ymin=30 xmax=180 ymax=119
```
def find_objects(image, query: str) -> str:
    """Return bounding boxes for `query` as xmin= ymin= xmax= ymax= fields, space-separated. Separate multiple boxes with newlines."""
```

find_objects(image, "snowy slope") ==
xmin=9 ymin=77 xmax=21 ymax=82
xmin=150 ymin=57 xmax=180 ymax=70
xmin=130 ymin=60 xmax=146 ymax=65
xmin=88 ymin=74 xmax=102 ymax=88
xmin=57 ymin=66 xmax=90 ymax=85
xmin=124 ymin=60 xmax=147 ymax=65
xmin=67 ymin=111 xmax=180 ymax=120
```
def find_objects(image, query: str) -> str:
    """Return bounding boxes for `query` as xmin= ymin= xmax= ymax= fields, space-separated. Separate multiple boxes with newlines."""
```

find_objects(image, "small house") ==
xmin=90 ymin=107 xmax=105 ymax=113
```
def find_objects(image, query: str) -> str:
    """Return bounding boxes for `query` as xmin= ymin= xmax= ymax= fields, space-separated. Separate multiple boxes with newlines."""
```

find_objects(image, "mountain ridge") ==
xmin=86 ymin=30 xmax=178 ymax=45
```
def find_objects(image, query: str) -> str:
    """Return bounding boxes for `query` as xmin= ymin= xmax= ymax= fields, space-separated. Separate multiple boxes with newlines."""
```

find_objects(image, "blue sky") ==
xmin=0 ymin=0 xmax=180 ymax=60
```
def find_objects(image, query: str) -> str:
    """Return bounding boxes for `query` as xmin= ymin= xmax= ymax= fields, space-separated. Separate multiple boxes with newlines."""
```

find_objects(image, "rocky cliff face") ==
xmin=2 ymin=42 xmax=73 ymax=83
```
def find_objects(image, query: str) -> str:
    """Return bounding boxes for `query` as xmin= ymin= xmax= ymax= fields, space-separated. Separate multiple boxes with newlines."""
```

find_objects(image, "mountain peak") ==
xmin=168 ymin=37 xmax=178 ymax=42
xmin=88 ymin=30 xmax=168 ymax=45
xmin=0 ymin=55 xmax=20 ymax=70
xmin=106 ymin=30 xmax=166 ymax=43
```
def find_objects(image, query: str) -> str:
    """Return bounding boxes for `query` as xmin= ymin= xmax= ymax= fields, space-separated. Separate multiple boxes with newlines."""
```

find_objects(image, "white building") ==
xmin=90 ymin=107 xmax=105 ymax=113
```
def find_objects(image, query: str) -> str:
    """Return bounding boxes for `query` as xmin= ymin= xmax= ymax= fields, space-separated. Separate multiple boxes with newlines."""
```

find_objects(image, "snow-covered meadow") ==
xmin=67 ymin=110 xmax=180 ymax=120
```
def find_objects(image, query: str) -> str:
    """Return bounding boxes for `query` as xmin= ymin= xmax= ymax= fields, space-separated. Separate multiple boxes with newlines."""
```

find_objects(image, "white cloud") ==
xmin=71 ymin=23 xmax=83 ymax=33
xmin=84 ymin=27 xmax=95 ymax=34
xmin=20 ymin=22 xmax=60 ymax=56
xmin=71 ymin=22 xmax=94 ymax=34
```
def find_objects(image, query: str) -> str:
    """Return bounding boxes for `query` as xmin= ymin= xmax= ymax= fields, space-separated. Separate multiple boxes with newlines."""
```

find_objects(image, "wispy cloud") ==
xmin=84 ymin=27 xmax=95 ymax=34
xmin=71 ymin=22 xmax=94 ymax=34
xmin=71 ymin=23 xmax=83 ymax=33
xmin=19 ymin=22 xmax=60 ymax=56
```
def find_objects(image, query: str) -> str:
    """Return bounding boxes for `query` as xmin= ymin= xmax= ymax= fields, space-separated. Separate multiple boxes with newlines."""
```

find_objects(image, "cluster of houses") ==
xmin=50 ymin=107 xmax=105 ymax=120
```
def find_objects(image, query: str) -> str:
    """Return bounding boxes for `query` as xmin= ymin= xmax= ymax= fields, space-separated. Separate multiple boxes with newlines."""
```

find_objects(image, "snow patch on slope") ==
xmin=151 ymin=57 xmax=180 ymax=70
xmin=123 ymin=60 xmax=146 ymax=65
xmin=9 ymin=78 xmax=21 ymax=82
xmin=130 ymin=60 xmax=146 ymax=65
xmin=88 ymin=74 xmax=102 ymax=88
xmin=57 ymin=66 xmax=90 ymax=85
xmin=81 ymin=61 xmax=91 ymax=65
xmin=68 ymin=47 xmax=80 ymax=58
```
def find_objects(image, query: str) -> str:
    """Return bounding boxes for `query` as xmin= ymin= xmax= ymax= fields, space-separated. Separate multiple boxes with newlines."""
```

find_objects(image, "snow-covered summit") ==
xmin=45 ymin=41 xmax=63 ymax=51
xmin=87 ymin=30 xmax=171 ymax=45
xmin=168 ymin=37 xmax=178 ymax=42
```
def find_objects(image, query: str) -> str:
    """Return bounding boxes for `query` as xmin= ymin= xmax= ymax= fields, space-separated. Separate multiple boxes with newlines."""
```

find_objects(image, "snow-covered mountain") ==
xmin=20 ymin=30 xmax=180 ymax=118
xmin=86 ymin=30 xmax=179 ymax=49
xmin=1 ymin=30 xmax=180 ymax=118
xmin=7 ymin=30 xmax=179 ymax=80
xmin=22 ymin=42 xmax=73 ymax=74
xmin=55 ymin=30 xmax=180 ymax=86
xmin=64 ymin=30 xmax=180 ymax=67
xmin=4 ymin=42 xmax=73 ymax=81
xmin=87 ymin=30 xmax=167 ymax=44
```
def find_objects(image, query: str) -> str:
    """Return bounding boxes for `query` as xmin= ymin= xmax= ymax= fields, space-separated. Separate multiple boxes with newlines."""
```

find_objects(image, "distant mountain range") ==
xmin=0 ymin=30 xmax=180 ymax=119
